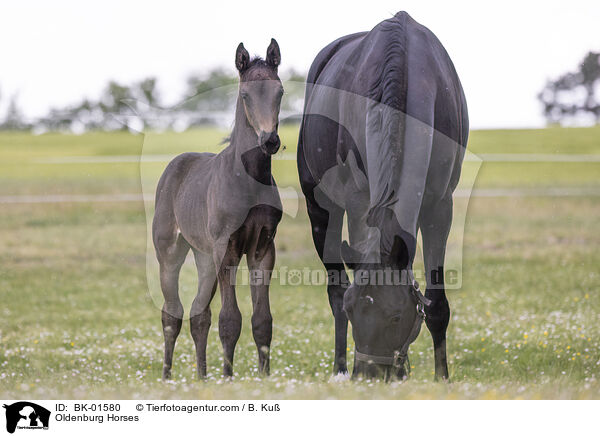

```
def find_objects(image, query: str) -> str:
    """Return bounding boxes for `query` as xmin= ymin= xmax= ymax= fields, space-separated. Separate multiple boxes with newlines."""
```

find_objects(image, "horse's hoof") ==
xmin=329 ymin=372 xmax=350 ymax=383
xmin=434 ymin=375 xmax=450 ymax=383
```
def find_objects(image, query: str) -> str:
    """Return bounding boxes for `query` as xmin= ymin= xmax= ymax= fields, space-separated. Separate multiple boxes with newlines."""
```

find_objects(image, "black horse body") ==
xmin=298 ymin=12 xmax=468 ymax=379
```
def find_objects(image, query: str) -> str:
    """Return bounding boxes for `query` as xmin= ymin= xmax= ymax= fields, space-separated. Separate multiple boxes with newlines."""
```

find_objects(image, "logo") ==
xmin=2 ymin=402 xmax=50 ymax=433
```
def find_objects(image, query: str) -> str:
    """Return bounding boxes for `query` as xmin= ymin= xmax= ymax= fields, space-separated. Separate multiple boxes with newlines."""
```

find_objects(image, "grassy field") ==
xmin=0 ymin=126 xmax=599 ymax=399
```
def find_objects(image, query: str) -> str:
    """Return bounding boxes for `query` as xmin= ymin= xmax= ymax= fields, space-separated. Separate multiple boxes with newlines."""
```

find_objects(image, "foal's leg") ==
xmin=419 ymin=194 xmax=453 ymax=381
xmin=248 ymin=241 xmax=275 ymax=376
xmin=156 ymin=235 xmax=190 ymax=380
xmin=190 ymin=249 xmax=217 ymax=379
xmin=215 ymin=239 xmax=243 ymax=377
xmin=305 ymin=190 xmax=349 ymax=375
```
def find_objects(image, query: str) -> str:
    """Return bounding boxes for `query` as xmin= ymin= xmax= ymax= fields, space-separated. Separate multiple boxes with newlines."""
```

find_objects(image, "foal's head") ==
xmin=235 ymin=39 xmax=283 ymax=155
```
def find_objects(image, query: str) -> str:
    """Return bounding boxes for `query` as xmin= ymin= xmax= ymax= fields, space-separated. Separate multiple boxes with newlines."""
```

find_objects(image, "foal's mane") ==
xmin=240 ymin=56 xmax=275 ymax=80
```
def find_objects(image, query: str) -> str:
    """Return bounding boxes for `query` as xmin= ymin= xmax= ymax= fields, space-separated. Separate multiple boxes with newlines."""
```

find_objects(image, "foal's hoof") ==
xmin=162 ymin=369 xmax=172 ymax=381
xmin=257 ymin=360 xmax=270 ymax=377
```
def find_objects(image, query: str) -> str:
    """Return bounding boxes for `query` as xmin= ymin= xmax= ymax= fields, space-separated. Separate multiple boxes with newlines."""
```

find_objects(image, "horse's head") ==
xmin=341 ymin=228 xmax=427 ymax=381
xmin=235 ymin=39 xmax=283 ymax=155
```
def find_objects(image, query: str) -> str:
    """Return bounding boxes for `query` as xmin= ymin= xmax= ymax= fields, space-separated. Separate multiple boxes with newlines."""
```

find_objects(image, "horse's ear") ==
xmin=386 ymin=235 xmax=409 ymax=269
xmin=341 ymin=240 xmax=362 ymax=270
xmin=235 ymin=42 xmax=250 ymax=74
xmin=342 ymin=281 xmax=360 ymax=315
xmin=266 ymin=38 xmax=281 ymax=69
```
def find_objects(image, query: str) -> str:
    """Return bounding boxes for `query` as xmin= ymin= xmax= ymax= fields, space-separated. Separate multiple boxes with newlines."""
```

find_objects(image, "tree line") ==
xmin=0 ymin=69 xmax=306 ymax=132
xmin=538 ymin=51 xmax=600 ymax=125
xmin=2 ymin=52 xmax=599 ymax=132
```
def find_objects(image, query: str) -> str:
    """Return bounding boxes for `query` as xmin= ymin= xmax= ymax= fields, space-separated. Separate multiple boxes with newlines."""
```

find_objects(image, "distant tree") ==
xmin=36 ymin=78 xmax=162 ymax=132
xmin=131 ymin=77 xmax=162 ymax=129
xmin=136 ymin=77 xmax=160 ymax=107
xmin=38 ymin=107 xmax=77 ymax=131
xmin=182 ymin=69 xmax=237 ymax=112
xmin=36 ymin=98 xmax=105 ymax=132
xmin=538 ymin=51 xmax=600 ymax=124
xmin=100 ymin=81 xmax=132 ymax=113
xmin=72 ymin=98 xmax=105 ymax=130
xmin=98 ymin=81 xmax=135 ymax=130
xmin=0 ymin=94 xmax=29 ymax=130
xmin=184 ymin=69 xmax=237 ymax=100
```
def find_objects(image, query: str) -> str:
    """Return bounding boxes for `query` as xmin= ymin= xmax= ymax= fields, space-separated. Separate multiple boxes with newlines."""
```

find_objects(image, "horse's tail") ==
xmin=365 ymin=11 xmax=434 ymax=263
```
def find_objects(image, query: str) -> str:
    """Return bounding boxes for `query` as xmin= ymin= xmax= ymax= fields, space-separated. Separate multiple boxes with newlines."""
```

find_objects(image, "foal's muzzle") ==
xmin=259 ymin=131 xmax=281 ymax=155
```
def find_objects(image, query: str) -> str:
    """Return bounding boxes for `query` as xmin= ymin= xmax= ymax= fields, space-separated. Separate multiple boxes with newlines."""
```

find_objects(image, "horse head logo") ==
xmin=3 ymin=402 xmax=50 ymax=433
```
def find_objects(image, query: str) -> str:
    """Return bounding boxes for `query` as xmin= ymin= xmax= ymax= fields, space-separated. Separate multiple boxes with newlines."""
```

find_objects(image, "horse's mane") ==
xmin=365 ymin=12 xmax=409 ymax=217
xmin=367 ymin=12 xmax=408 ymax=113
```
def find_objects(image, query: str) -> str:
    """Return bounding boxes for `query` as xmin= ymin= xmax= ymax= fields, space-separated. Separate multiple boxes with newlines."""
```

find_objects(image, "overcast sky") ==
xmin=1 ymin=0 xmax=599 ymax=129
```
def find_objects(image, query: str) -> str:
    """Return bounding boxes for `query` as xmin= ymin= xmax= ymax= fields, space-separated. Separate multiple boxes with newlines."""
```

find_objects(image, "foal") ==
xmin=153 ymin=39 xmax=283 ymax=379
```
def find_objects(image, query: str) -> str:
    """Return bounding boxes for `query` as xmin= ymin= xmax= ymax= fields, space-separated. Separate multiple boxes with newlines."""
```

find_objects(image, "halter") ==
xmin=354 ymin=275 xmax=431 ymax=375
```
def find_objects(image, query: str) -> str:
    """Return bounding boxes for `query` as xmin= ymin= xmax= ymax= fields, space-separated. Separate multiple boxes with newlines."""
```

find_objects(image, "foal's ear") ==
xmin=266 ymin=38 xmax=281 ymax=69
xmin=235 ymin=42 xmax=250 ymax=74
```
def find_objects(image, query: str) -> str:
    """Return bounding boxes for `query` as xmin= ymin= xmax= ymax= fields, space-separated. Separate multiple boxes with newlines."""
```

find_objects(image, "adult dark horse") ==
xmin=298 ymin=12 xmax=468 ymax=380
xmin=153 ymin=39 xmax=283 ymax=379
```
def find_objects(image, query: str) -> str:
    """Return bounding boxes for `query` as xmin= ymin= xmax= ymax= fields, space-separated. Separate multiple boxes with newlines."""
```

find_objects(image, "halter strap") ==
xmin=354 ymin=280 xmax=430 ymax=372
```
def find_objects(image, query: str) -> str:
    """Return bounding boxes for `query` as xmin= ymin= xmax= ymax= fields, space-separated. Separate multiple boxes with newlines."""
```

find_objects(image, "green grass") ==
xmin=468 ymin=126 xmax=600 ymax=154
xmin=0 ymin=126 xmax=599 ymax=399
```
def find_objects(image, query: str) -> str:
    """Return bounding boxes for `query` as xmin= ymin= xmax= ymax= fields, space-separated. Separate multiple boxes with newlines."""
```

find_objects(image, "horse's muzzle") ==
xmin=351 ymin=360 xmax=407 ymax=382
xmin=259 ymin=131 xmax=281 ymax=155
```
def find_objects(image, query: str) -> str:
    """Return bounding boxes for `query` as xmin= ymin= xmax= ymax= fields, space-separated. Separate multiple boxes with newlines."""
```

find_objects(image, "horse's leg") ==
xmin=190 ymin=249 xmax=217 ymax=379
xmin=419 ymin=194 xmax=453 ymax=381
xmin=305 ymin=190 xmax=348 ymax=375
xmin=247 ymin=241 xmax=275 ymax=376
xmin=215 ymin=238 xmax=243 ymax=378
xmin=156 ymin=234 xmax=190 ymax=380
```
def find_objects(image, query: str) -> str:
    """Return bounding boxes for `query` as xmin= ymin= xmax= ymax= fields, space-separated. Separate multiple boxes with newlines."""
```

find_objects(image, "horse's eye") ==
xmin=361 ymin=295 xmax=374 ymax=305
xmin=390 ymin=314 xmax=402 ymax=324
xmin=241 ymin=92 xmax=249 ymax=100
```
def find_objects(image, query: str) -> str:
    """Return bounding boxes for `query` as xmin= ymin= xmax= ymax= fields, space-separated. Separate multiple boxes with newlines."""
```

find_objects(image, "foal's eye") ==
xmin=241 ymin=92 xmax=249 ymax=100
